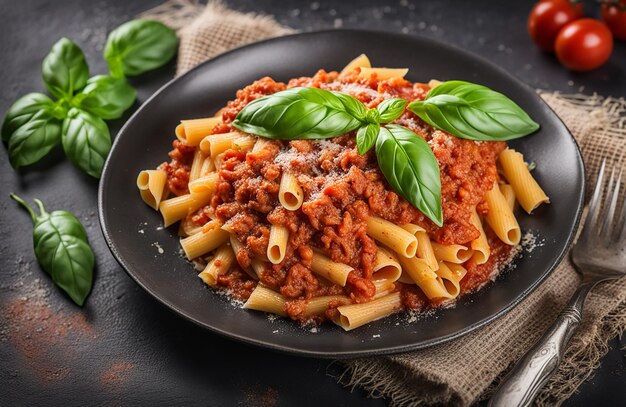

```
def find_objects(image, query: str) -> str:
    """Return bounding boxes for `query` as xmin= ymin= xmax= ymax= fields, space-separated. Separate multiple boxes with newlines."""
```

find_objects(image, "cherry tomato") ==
xmin=528 ymin=0 xmax=584 ymax=52
xmin=601 ymin=1 xmax=626 ymax=40
xmin=555 ymin=19 xmax=613 ymax=71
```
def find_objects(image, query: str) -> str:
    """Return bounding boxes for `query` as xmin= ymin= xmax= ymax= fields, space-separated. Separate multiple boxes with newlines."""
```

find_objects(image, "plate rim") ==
xmin=98 ymin=29 xmax=585 ymax=358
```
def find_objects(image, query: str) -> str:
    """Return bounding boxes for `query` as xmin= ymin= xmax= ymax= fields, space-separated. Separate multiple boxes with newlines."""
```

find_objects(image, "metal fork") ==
xmin=490 ymin=160 xmax=626 ymax=407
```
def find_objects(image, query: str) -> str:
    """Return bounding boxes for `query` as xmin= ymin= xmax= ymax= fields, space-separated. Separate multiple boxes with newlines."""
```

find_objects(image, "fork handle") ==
xmin=488 ymin=282 xmax=596 ymax=407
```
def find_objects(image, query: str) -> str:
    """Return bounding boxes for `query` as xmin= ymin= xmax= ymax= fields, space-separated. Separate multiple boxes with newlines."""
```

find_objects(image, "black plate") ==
xmin=98 ymin=30 xmax=584 ymax=358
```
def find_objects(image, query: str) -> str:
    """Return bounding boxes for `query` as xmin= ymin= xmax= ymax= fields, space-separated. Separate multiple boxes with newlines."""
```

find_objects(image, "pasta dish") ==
xmin=136 ymin=55 xmax=549 ymax=330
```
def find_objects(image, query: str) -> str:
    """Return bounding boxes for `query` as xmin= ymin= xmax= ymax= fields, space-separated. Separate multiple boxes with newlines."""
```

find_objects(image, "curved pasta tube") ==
xmin=340 ymin=54 xmax=371 ymax=75
xmin=485 ymin=182 xmax=521 ymax=245
xmin=159 ymin=190 xmax=213 ymax=227
xmin=267 ymin=225 xmax=289 ymax=264
xmin=434 ymin=261 xmax=467 ymax=299
xmin=371 ymin=248 xmax=402 ymax=282
xmin=499 ymin=149 xmax=549 ymax=214
xmin=499 ymin=183 xmax=516 ymax=211
xmin=188 ymin=172 xmax=219 ymax=195
xmin=199 ymin=132 xmax=239 ymax=157
xmin=176 ymin=117 xmax=221 ymax=146
xmin=136 ymin=169 xmax=168 ymax=210
xmin=367 ymin=216 xmax=418 ymax=258
xmin=229 ymin=234 xmax=258 ymax=281
xmin=397 ymin=256 xmax=453 ymax=300
xmin=431 ymin=242 xmax=472 ymax=264
xmin=359 ymin=67 xmax=408 ymax=80
xmin=401 ymin=224 xmax=439 ymax=270
xmin=180 ymin=221 xmax=230 ymax=260
xmin=334 ymin=292 xmax=402 ymax=331
xmin=243 ymin=285 xmax=287 ymax=317
xmin=198 ymin=244 xmax=235 ymax=286
xmin=372 ymin=279 xmax=396 ymax=299
xmin=469 ymin=208 xmax=490 ymax=265
xmin=278 ymin=172 xmax=304 ymax=211
xmin=310 ymin=249 xmax=353 ymax=286
xmin=303 ymin=295 xmax=350 ymax=318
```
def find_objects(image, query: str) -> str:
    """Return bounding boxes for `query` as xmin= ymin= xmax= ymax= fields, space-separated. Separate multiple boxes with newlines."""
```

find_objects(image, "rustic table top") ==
xmin=1 ymin=0 xmax=624 ymax=405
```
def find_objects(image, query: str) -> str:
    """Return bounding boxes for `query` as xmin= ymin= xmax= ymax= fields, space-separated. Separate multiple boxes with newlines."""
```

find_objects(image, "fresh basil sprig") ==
xmin=104 ymin=19 xmax=178 ymax=78
xmin=232 ymin=87 xmax=443 ymax=225
xmin=408 ymin=80 xmax=540 ymax=141
xmin=10 ymin=194 xmax=95 ymax=306
xmin=2 ymin=19 xmax=177 ymax=178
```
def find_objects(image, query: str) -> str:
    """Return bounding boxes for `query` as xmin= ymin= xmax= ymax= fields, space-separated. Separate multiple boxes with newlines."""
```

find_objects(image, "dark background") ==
xmin=1 ymin=0 xmax=624 ymax=406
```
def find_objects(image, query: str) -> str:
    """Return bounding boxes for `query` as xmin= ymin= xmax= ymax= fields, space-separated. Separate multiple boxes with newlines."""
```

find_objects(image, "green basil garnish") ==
xmin=2 ymin=93 xmax=58 ymax=142
xmin=376 ymin=125 xmax=443 ymax=226
xmin=104 ymin=20 xmax=178 ymax=78
xmin=377 ymin=98 xmax=407 ymax=123
xmin=42 ymin=38 xmax=89 ymax=100
xmin=62 ymin=108 xmax=111 ymax=178
xmin=8 ymin=110 xmax=62 ymax=169
xmin=407 ymin=80 xmax=539 ymax=141
xmin=73 ymin=75 xmax=137 ymax=120
xmin=232 ymin=87 xmax=364 ymax=139
xmin=356 ymin=123 xmax=380 ymax=154
xmin=10 ymin=194 xmax=94 ymax=306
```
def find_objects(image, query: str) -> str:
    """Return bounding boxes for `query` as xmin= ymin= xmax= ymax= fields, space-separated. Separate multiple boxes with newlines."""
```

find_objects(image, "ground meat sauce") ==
xmin=164 ymin=70 xmax=513 ymax=323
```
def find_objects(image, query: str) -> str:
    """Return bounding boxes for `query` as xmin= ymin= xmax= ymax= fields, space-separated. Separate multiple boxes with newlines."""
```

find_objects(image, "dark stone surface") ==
xmin=0 ymin=0 xmax=623 ymax=406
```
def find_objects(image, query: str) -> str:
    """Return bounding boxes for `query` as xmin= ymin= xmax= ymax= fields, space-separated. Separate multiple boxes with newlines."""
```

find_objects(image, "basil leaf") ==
xmin=8 ymin=110 xmax=62 ymax=169
xmin=73 ymin=75 xmax=136 ymax=120
xmin=332 ymin=91 xmax=367 ymax=121
xmin=10 ymin=194 xmax=94 ymax=306
xmin=104 ymin=20 xmax=178 ymax=77
xmin=42 ymin=38 xmax=89 ymax=100
xmin=356 ymin=123 xmax=380 ymax=154
xmin=232 ymin=87 xmax=365 ymax=139
xmin=365 ymin=108 xmax=381 ymax=124
xmin=2 ymin=93 xmax=57 ymax=142
xmin=62 ymin=108 xmax=111 ymax=178
xmin=407 ymin=80 xmax=539 ymax=141
xmin=375 ymin=124 xmax=442 ymax=226
xmin=377 ymin=98 xmax=407 ymax=123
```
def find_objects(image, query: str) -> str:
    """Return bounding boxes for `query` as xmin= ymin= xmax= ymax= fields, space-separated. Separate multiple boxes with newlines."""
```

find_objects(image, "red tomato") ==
xmin=528 ymin=0 xmax=584 ymax=52
xmin=601 ymin=1 xmax=626 ymax=40
xmin=555 ymin=19 xmax=614 ymax=71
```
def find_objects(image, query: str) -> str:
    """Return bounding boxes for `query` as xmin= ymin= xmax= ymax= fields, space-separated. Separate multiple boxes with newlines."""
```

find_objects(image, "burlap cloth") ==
xmin=142 ymin=2 xmax=626 ymax=405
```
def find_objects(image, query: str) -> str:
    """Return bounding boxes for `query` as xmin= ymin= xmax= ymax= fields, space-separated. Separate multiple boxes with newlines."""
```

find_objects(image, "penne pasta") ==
xmin=372 ymin=279 xmax=396 ymax=299
xmin=397 ymin=256 xmax=454 ymax=299
xmin=434 ymin=261 xmax=465 ymax=299
xmin=303 ymin=295 xmax=351 ymax=318
xmin=229 ymin=234 xmax=259 ymax=281
xmin=243 ymin=285 xmax=287 ymax=317
xmin=232 ymin=135 xmax=257 ymax=151
xmin=310 ymin=249 xmax=353 ymax=286
xmin=371 ymin=247 xmax=402 ymax=282
xmin=499 ymin=183 xmax=516 ymax=211
xmin=431 ymin=242 xmax=472 ymax=264
xmin=428 ymin=79 xmax=443 ymax=89
xmin=469 ymin=207 xmax=490 ymax=265
xmin=401 ymin=224 xmax=438 ymax=271
xmin=267 ymin=225 xmax=289 ymax=264
xmin=188 ymin=149 xmax=205 ymax=182
xmin=188 ymin=172 xmax=219 ymax=195
xmin=198 ymin=244 xmax=235 ymax=286
xmin=136 ymin=169 xmax=168 ymax=210
xmin=485 ymin=182 xmax=521 ymax=245
xmin=334 ymin=292 xmax=402 ymax=331
xmin=199 ymin=132 xmax=240 ymax=157
xmin=252 ymin=137 xmax=272 ymax=153
xmin=278 ymin=171 xmax=304 ymax=211
xmin=180 ymin=221 xmax=230 ymax=260
xmin=359 ymin=67 xmax=408 ymax=80
xmin=340 ymin=53 xmax=371 ymax=75
xmin=176 ymin=117 xmax=221 ymax=146
xmin=179 ymin=216 xmax=203 ymax=237
xmin=367 ymin=216 xmax=418 ymax=258
xmin=159 ymin=190 xmax=213 ymax=227
xmin=499 ymin=149 xmax=550 ymax=214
